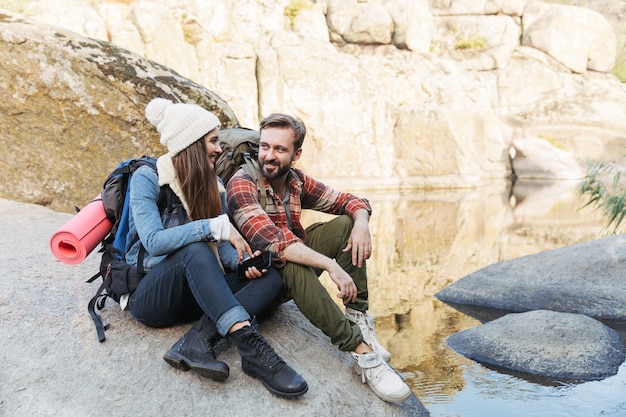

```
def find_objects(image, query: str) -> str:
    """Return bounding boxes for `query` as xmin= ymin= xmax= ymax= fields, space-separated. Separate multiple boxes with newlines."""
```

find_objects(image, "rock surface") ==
xmin=446 ymin=310 xmax=625 ymax=381
xmin=435 ymin=234 xmax=626 ymax=320
xmin=0 ymin=11 xmax=238 ymax=213
xmin=522 ymin=2 xmax=617 ymax=73
xmin=511 ymin=137 xmax=586 ymax=179
xmin=2 ymin=1 xmax=626 ymax=213
xmin=0 ymin=198 xmax=427 ymax=417
xmin=436 ymin=233 xmax=626 ymax=382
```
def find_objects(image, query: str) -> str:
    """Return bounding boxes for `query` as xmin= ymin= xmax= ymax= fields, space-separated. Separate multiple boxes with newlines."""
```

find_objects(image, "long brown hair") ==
xmin=172 ymin=134 xmax=221 ymax=220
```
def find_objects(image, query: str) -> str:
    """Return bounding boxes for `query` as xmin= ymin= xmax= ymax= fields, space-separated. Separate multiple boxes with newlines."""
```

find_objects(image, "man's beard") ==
xmin=261 ymin=161 xmax=292 ymax=179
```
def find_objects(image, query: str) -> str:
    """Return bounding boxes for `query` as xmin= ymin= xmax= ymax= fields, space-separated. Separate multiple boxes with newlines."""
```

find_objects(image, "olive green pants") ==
xmin=278 ymin=215 xmax=369 ymax=352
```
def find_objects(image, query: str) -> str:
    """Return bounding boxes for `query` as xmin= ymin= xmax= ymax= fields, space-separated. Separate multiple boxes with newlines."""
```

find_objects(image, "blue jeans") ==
xmin=128 ymin=242 xmax=282 ymax=336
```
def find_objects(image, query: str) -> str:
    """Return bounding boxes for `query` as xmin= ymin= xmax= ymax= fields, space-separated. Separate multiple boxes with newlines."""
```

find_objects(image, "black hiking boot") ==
xmin=230 ymin=320 xmax=308 ymax=398
xmin=163 ymin=315 xmax=230 ymax=381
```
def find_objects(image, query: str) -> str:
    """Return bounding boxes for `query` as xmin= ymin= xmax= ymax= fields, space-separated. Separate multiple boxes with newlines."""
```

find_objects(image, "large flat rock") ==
xmin=0 ymin=198 xmax=427 ymax=416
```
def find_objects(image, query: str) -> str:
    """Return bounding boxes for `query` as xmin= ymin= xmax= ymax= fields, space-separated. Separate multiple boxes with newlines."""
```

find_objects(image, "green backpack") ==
xmin=216 ymin=127 xmax=267 ymax=209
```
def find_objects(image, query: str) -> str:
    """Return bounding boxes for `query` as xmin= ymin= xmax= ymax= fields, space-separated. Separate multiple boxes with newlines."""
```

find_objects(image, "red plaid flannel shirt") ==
xmin=227 ymin=167 xmax=372 ymax=266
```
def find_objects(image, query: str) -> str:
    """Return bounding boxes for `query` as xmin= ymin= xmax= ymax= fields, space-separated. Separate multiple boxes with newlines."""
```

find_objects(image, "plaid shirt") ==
xmin=227 ymin=167 xmax=372 ymax=266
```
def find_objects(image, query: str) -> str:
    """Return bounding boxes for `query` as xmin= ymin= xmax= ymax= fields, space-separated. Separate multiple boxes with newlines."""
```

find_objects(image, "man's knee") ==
xmin=280 ymin=262 xmax=317 ymax=287
xmin=335 ymin=214 xmax=353 ymax=227
xmin=332 ymin=215 xmax=353 ymax=235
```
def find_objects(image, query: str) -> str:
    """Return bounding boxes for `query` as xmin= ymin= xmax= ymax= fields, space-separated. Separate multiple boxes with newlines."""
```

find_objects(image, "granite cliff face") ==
xmin=1 ymin=0 xmax=625 ymax=212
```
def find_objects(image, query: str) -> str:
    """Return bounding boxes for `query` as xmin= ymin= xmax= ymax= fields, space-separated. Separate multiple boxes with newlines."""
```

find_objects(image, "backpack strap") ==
xmin=86 ymin=243 xmax=123 ymax=342
xmin=240 ymin=153 xmax=268 ymax=211
xmin=159 ymin=184 xmax=185 ymax=224
xmin=88 ymin=278 xmax=111 ymax=342
xmin=125 ymin=184 xmax=180 ymax=277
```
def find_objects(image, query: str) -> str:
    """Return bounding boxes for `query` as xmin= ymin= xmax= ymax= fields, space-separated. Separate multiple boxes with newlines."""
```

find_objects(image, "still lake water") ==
xmin=303 ymin=179 xmax=626 ymax=417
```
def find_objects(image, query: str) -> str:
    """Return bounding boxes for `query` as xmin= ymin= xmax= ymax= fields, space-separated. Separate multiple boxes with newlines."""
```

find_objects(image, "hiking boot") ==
xmin=351 ymin=351 xmax=411 ymax=403
xmin=345 ymin=307 xmax=392 ymax=362
xmin=163 ymin=315 xmax=230 ymax=382
xmin=231 ymin=322 xmax=308 ymax=398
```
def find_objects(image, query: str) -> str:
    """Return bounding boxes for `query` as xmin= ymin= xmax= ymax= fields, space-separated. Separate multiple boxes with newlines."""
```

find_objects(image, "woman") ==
xmin=124 ymin=98 xmax=307 ymax=398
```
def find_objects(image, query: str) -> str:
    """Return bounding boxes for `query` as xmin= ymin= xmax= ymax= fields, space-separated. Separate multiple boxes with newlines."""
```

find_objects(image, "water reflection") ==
xmin=302 ymin=179 xmax=622 ymax=416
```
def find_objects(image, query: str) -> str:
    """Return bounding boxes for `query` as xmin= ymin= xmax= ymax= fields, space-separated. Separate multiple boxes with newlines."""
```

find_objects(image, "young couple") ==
xmin=124 ymin=98 xmax=411 ymax=403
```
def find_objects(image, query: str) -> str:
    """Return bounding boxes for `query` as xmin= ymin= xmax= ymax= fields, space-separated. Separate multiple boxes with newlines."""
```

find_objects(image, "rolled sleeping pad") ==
xmin=49 ymin=195 xmax=113 ymax=265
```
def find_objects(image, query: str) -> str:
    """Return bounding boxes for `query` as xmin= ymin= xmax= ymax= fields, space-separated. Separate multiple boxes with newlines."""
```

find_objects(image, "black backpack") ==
xmin=86 ymin=156 xmax=179 ymax=342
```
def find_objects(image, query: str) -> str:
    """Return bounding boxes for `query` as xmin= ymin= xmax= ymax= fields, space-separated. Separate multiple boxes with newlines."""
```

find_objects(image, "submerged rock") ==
xmin=447 ymin=310 xmax=625 ymax=381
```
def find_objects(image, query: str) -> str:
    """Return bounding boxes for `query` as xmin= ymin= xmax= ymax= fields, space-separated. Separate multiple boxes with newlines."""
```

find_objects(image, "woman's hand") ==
xmin=229 ymin=224 xmax=252 ymax=263
xmin=239 ymin=250 xmax=267 ymax=280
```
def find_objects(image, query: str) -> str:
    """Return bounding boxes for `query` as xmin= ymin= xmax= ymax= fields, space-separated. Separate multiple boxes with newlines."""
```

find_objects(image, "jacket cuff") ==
xmin=209 ymin=214 xmax=230 ymax=241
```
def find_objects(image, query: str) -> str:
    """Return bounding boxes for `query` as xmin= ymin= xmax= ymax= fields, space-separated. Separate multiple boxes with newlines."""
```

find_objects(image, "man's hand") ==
xmin=327 ymin=262 xmax=357 ymax=304
xmin=342 ymin=209 xmax=372 ymax=268
xmin=283 ymin=241 xmax=357 ymax=304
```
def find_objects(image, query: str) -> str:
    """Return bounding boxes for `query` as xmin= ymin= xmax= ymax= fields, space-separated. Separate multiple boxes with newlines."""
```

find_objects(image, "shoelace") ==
xmin=196 ymin=317 xmax=219 ymax=354
xmin=355 ymin=313 xmax=390 ymax=359
xmin=247 ymin=331 xmax=285 ymax=369
xmin=355 ymin=316 xmax=377 ymax=350
xmin=201 ymin=336 xmax=216 ymax=354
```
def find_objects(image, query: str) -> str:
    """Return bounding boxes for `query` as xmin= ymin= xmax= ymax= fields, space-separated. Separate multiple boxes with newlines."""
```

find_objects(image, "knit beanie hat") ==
xmin=145 ymin=98 xmax=221 ymax=156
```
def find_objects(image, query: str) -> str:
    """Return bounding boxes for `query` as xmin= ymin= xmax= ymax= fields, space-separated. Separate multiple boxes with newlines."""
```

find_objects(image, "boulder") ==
xmin=0 ymin=10 xmax=238 ymax=213
xmin=326 ymin=0 xmax=394 ymax=45
xmin=380 ymin=0 xmax=432 ymax=52
xmin=435 ymin=234 xmax=626 ymax=320
xmin=511 ymin=137 xmax=585 ymax=179
xmin=447 ymin=310 xmax=625 ymax=381
xmin=522 ymin=2 xmax=617 ymax=73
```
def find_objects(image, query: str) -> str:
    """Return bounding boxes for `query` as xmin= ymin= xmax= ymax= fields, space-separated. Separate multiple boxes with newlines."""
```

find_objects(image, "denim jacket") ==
xmin=125 ymin=165 xmax=239 ymax=272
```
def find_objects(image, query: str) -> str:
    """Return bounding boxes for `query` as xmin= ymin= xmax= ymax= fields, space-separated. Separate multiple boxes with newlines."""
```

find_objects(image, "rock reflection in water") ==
xmin=301 ymin=179 xmax=609 ymax=412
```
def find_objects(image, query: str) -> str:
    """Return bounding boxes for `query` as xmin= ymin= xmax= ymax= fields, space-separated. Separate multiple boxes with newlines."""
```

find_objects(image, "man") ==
xmin=226 ymin=113 xmax=411 ymax=403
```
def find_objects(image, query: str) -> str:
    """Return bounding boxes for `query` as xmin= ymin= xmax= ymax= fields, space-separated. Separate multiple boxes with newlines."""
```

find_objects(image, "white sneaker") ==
xmin=345 ymin=307 xmax=392 ymax=362
xmin=351 ymin=351 xmax=411 ymax=403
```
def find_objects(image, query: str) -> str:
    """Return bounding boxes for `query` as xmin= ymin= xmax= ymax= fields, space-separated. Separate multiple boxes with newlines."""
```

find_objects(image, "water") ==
xmin=423 ymin=361 xmax=626 ymax=417
xmin=303 ymin=179 xmax=626 ymax=417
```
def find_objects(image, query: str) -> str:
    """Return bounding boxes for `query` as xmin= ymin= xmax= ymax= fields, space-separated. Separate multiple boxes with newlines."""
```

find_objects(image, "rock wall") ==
xmin=2 ymin=0 xmax=626 ymax=211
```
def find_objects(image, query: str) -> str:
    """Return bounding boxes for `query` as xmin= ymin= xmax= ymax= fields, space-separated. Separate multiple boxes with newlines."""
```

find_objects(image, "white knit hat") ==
xmin=145 ymin=98 xmax=221 ymax=156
